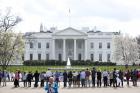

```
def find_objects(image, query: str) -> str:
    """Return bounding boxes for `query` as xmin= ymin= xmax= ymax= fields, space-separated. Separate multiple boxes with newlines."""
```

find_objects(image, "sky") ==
xmin=0 ymin=0 xmax=140 ymax=37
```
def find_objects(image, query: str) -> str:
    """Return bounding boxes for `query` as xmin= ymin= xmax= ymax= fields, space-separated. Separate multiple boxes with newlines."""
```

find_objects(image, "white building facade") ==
xmin=24 ymin=27 xmax=120 ymax=63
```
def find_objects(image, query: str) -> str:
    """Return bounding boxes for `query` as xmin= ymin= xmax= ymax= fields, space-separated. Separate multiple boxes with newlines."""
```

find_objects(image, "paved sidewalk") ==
xmin=0 ymin=82 xmax=140 ymax=93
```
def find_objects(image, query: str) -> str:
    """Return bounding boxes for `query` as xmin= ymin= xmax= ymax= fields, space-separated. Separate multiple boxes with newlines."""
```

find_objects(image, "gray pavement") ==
xmin=0 ymin=82 xmax=140 ymax=93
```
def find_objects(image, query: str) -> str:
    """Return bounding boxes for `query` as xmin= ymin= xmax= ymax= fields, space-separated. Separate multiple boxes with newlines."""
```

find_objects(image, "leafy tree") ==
xmin=113 ymin=34 xmax=139 ymax=65
xmin=0 ymin=9 xmax=24 ymax=70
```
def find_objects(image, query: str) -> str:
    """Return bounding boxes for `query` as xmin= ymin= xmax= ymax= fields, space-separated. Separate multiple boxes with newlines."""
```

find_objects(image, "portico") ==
xmin=52 ymin=27 xmax=88 ymax=61
xmin=52 ymin=38 xmax=87 ymax=61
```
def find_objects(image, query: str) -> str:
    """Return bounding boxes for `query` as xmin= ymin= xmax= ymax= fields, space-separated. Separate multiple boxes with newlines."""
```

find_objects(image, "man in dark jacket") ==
xmin=91 ymin=67 xmax=96 ymax=87
xmin=97 ymin=70 xmax=102 ymax=87
xmin=113 ymin=68 xmax=117 ymax=87
xmin=27 ymin=72 xmax=33 ymax=87
xmin=34 ymin=70 xmax=39 ymax=87
xmin=119 ymin=70 xmax=124 ymax=87
xmin=63 ymin=70 xmax=67 ymax=88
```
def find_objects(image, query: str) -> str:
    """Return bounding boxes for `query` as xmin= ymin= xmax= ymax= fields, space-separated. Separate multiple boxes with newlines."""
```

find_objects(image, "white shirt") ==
xmin=80 ymin=71 xmax=86 ymax=79
xmin=102 ymin=71 xmax=108 ymax=77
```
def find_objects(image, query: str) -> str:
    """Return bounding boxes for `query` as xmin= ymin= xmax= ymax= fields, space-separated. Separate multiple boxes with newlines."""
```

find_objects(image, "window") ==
xmin=78 ymin=53 xmax=82 ymax=60
xmin=46 ymin=43 xmax=49 ymax=48
xmin=30 ymin=54 xmax=33 ymax=60
xmin=107 ymin=42 xmax=110 ymax=49
xmin=38 ymin=53 xmax=41 ymax=60
xmin=99 ymin=42 xmax=102 ymax=49
xmin=58 ymin=43 xmax=62 ymax=49
xmin=38 ymin=42 xmax=41 ymax=48
xmin=30 ymin=42 xmax=33 ymax=48
xmin=90 ymin=54 xmax=94 ymax=61
xmin=46 ymin=54 xmax=49 ymax=60
xmin=107 ymin=54 xmax=111 ymax=62
xmin=78 ymin=42 xmax=82 ymax=49
xmin=58 ymin=54 xmax=62 ymax=61
xmin=99 ymin=53 xmax=102 ymax=61
xmin=90 ymin=42 xmax=94 ymax=49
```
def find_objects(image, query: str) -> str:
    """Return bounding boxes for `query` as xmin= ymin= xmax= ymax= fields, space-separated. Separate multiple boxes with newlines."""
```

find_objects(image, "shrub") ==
xmin=23 ymin=60 xmax=116 ymax=66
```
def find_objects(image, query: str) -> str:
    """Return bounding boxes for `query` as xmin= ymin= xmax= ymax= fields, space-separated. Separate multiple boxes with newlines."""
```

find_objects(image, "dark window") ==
xmin=78 ymin=53 xmax=82 ymax=60
xmin=30 ymin=42 xmax=33 ymax=48
xmin=107 ymin=54 xmax=111 ymax=62
xmin=99 ymin=42 xmax=102 ymax=49
xmin=46 ymin=54 xmax=49 ymax=60
xmin=58 ymin=54 xmax=62 ymax=61
xmin=107 ymin=42 xmax=110 ymax=49
xmin=46 ymin=43 xmax=49 ymax=48
xmin=30 ymin=54 xmax=33 ymax=60
xmin=38 ymin=53 xmax=41 ymax=60
xmin=38 ymin=42 xmax=41 ymax=48
xmin=99 ymin=53 xmax=102 ymax=61
xmin=90 ymin=54 xmax=94 ymax=61
xmin=58 ymin=43 xmax=62 ymax=49
xmin=91 ymin=43 xmax=94 ymax=49
xmin=78 ymin=42 xmax=82 ymax=49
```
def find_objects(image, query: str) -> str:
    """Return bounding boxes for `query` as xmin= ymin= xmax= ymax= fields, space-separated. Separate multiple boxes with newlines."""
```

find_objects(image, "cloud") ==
xmin=0 ymin=0 xmax=140 ymax=37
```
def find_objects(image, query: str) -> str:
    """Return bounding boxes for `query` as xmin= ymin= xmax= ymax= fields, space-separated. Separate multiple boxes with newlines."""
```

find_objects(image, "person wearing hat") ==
xmin=45 ymin=77 xmax=58 ymax=93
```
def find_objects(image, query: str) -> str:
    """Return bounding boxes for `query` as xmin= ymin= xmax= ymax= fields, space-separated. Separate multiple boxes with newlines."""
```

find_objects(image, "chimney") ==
xmin=40 ymin=23 xmax=43 ymax=32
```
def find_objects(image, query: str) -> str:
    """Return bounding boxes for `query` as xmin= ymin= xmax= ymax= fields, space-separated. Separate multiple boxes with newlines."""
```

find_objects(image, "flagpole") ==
xmin=69 ymin=8 xmax=71 ymax=27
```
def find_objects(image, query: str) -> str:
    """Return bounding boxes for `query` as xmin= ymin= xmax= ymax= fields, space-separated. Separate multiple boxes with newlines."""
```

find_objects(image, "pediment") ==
xmin=53 ymin=27 xmax=87 ymax=36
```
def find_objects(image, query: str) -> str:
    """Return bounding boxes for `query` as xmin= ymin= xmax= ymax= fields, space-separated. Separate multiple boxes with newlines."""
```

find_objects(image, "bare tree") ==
xmin=113 ymin=35 xmax=139 ymax=65
xmin=0 ymin=9 xmax=24 ymax=70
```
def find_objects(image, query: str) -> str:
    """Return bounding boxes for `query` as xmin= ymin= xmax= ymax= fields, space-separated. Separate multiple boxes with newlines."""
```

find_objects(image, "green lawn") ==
xmin=0 ymin=65 xmax=140 ymax=72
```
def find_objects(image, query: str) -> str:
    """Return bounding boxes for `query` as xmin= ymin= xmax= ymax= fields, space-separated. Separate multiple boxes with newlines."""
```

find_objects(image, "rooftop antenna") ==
xmin=68 ymin=8 xmax=71 ymax=27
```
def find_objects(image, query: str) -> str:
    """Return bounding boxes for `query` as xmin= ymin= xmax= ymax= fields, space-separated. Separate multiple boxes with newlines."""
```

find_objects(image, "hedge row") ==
xmin=23 ymin=60 xmax=116 ymax=66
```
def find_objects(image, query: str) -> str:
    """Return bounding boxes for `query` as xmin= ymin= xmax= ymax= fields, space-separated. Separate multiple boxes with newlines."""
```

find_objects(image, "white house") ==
xmin=24 ymin=25 xmax=120 ymax=63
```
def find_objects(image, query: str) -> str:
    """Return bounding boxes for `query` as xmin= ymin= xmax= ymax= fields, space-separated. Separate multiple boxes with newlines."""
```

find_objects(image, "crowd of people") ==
xmin=0 ymin=68 xmax=140 ymax=88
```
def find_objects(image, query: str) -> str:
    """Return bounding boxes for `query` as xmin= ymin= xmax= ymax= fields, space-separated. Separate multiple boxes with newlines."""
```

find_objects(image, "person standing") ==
xmin=85 ymin=68 xmax=91 ymax=87
xmin=40 ymin=72 xmax=45 ymax=87
xmin=113 ymin=68 xmax=117 ymax=87
xmin=132 ymin=69 xmax=138 ymax=86
xmin=109 ymin=71 xmax=113 ymax=87
xmin=80 ymin=70 xmax=86 ymax=87
xmin=97 ymin=70 xmax=102 ymax=87
xmin=34 ymin=70 xmax=39 ymax=87
xmin=73 ymin=71 xmax=78 ymax=87
xmin=91 ymin=67 xmax=96 ymax=87
xmin=22 ymin=72 xmax=27 ymax=87
xmin=63 ymin=70 xmax=67 ymax=88
xmin=27 ymin=72 xmax=33 ymax=87
xmin=77 ymin=71 xmax=81 ymax=87
xmin=14 ymin=70 xmax=20 ymax=87
xmin=102 ymin=69 xmax=108 ymax=87
xmin=54 ymin=71 xmax=60 ymax=84
xmin=45 ymin=77 xmax=58 ymax=93
xmin=2 ymin=70 xmax=7 ymax=86
xmin=0 ymin=70 xmax=2 ymax=86
xmin=46 ymin=69 xmax=52 ymax=84
xmin=125 ymin=70 xmax=130 ymax=86
xmin=67 ymin=71 xmax=73 ymax=87
xmin=118 ymin=70 xmax=124 ymax=87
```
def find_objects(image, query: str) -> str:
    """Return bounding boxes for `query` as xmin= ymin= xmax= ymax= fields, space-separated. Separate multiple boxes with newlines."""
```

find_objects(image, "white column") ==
xmin=63 ymin=39 xmax=66 ymax=61
xmin=74 ymin=39 xmax=77 ymax=60
xmin=85 ymin=39 xmax=87 ymax=61
xmin=52 ymin=39 xmax=55 ymax=60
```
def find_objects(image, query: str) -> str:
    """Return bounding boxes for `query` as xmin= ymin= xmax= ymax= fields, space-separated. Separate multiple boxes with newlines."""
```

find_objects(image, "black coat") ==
xmin=63 ymin=72 xmax=67 ymax=81
xmin=27 ymin=73 xmax=33 ymax=81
